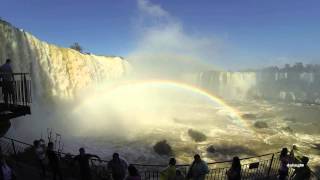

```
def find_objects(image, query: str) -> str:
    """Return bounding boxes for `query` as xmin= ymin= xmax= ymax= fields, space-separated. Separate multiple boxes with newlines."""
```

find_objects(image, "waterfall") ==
xmin=0 ymin=19 xmax=130 ymax=103
xmin=198 ymin=71 xmax=257 ymax=100
xmin=198 ymin=70 xmax=320 ymax=103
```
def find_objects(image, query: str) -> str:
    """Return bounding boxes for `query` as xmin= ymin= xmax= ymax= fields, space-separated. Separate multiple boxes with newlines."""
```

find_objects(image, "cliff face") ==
xmin=0 ymin=20 xmax=130 ymax=100
xmin=198 ymin=71 xmax=257 ymax=100
xmin=256 ymin=71 xmax=320 ymax=103
xmin=198 ymin=71 xmax=320 ymax=103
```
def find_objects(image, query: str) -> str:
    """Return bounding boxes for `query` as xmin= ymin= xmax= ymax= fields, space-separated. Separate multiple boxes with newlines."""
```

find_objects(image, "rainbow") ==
xmin=89 ymin=79 xmax=255 ymax=133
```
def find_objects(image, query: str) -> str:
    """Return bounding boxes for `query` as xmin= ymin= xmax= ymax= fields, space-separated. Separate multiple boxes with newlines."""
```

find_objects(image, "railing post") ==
xmin=11 ymin=139 xmax=17 ymax=156
xmin=267 ymin=153 xmax=275 ymax=179
xmin=23 ymin=74 xmax=28 ymax=106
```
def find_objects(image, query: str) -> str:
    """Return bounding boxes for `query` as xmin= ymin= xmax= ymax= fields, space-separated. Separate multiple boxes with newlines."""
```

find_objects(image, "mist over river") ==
xmin=7 ymin=97 xmax=320 ymax=171
xmin=1 ymin=15 xmax=319 ymax=173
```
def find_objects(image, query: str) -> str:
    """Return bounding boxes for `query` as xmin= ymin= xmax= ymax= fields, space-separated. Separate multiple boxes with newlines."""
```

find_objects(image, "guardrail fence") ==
xmin=1 ymin=136 xmax=319 ymax=180
xmin=0 ymin=73 xmax=31 ymax=106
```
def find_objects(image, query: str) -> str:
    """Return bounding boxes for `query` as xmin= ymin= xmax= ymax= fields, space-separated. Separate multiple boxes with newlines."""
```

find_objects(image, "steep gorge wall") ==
xmin=199 ymin=71 xmax=320 ymax=103
xmin=0 ymin=19 xmax=130 ymax=101
xmin=198 ymin=71 xmax=257 ymax=100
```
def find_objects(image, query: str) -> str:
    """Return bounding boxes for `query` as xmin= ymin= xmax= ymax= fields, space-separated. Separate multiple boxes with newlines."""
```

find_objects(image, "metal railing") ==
xmin=1 ymin=136 xmax=319 ymax=180
xmin=0 ymin=73 xmax=31 ymax=107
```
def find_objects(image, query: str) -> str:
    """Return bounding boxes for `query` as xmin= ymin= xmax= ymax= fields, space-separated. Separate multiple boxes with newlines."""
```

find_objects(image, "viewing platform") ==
xmin=0 ymin=136 xmax=319 ymax=180
xmin=0 ymin=73 xmax=31 ymax=120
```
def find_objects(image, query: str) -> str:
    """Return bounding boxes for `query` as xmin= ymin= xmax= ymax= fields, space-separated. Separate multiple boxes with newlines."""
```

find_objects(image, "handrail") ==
xmin=1 ymin=136 xmax=319 ymax=179
xmin=2 ymin=136 xmax=278 ymax=166
xmin=0 ymin=72 xmax=32 ymax=107
xmin=2 ymin=136 xmax=33 ymax=146
xmin=0 ymin=72 xmax=30 ymax=75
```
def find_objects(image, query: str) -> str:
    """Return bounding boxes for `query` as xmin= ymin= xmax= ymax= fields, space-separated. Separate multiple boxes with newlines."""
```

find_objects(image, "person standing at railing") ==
xmin=73 ymin=147 xmax=101 ymax=180
xmin=47 ymin=142 xmax=63 ymax=180
xmin=0 ymin=59 xmax=15 ymax=108
xmin=291 ymin=156 xmax=311 ymax=180
xmin=226 ymin=156 xmax=241 ymax=180
xmin=34 ymin=140 xmax=47 ymax=178
xmin=278 ymin=148 xmax=291 ymax=180
xmin=107 ymin=153 xmax=128 ymax=180
xmin=186 ymin=154 xmax=209 ymax=180
xmin=160 ymin=158 xmax=176 ymax=180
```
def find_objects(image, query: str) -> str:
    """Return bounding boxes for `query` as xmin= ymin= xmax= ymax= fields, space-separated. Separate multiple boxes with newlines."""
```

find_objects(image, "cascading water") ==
xmin=1 ymin=19 xmax=319 ymax=169
xmin=198 ymin=70 xmax=320 ymax=103
xmin=0 ymin=19 xmax=130 ymax=102
xmin=0 ymin=19 xmax=131 ymax=148
xmin=198 ymin=71 xmax=257 ymax=100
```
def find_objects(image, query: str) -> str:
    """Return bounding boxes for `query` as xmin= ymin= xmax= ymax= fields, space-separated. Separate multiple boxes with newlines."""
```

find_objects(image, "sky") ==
xmin=1 ymin=0 xmax=320 ymax=69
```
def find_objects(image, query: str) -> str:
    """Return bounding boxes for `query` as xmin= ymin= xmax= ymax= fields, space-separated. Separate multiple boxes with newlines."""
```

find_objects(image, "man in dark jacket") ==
xmin=107 ymin=153 xmax=128 ymax=180
xmin=73 ymin=147 xmax=101 ymax=180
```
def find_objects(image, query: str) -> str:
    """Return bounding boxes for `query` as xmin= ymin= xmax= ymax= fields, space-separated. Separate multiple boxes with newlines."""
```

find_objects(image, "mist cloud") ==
xmin=128 ymin=0 xmax=222 ymax=79
xmin=137 ymin=0 xmax=169 ymax=18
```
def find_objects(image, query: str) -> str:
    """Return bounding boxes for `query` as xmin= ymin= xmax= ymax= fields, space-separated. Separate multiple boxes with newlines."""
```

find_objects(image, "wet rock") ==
xmin=312 ymin=144 xmax=320 ymax=150
xmin=241 ymin=113 xmax=257 ymax=120
xmin=292 ymin=145 xmax=298 ymax=151
xmin=213 ymin=145 xmax=257 ymax=156
xmin=282 ymin=126 xmax=294 ymax=133
xmin=153 ymin=140 xmax=173 ymax=156
xmin=188 ymin=129 xmax=207 ymax=142
xmin=254 ymin=121 xmax=268 ymax=129
xmin=206 ymin=145 xmax=215 ymax=153
xmin=283 ymin=117 xmax=297 ymax=122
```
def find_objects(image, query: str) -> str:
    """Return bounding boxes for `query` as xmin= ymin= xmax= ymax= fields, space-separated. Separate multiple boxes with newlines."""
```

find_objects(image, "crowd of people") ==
xmin=0 ymin=140 xmax=314 ymax=180
xmin=0 ymin=139 xmax=307 ymax=180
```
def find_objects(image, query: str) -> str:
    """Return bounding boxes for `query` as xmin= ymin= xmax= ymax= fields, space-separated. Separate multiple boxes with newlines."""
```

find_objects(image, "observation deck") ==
xmin=0 ymin=73 xmax=31 ymax=120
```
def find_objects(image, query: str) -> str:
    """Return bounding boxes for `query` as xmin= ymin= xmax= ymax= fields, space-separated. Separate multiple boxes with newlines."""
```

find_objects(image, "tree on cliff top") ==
xmin=70 ymin=42 xmax=83 ymax=53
